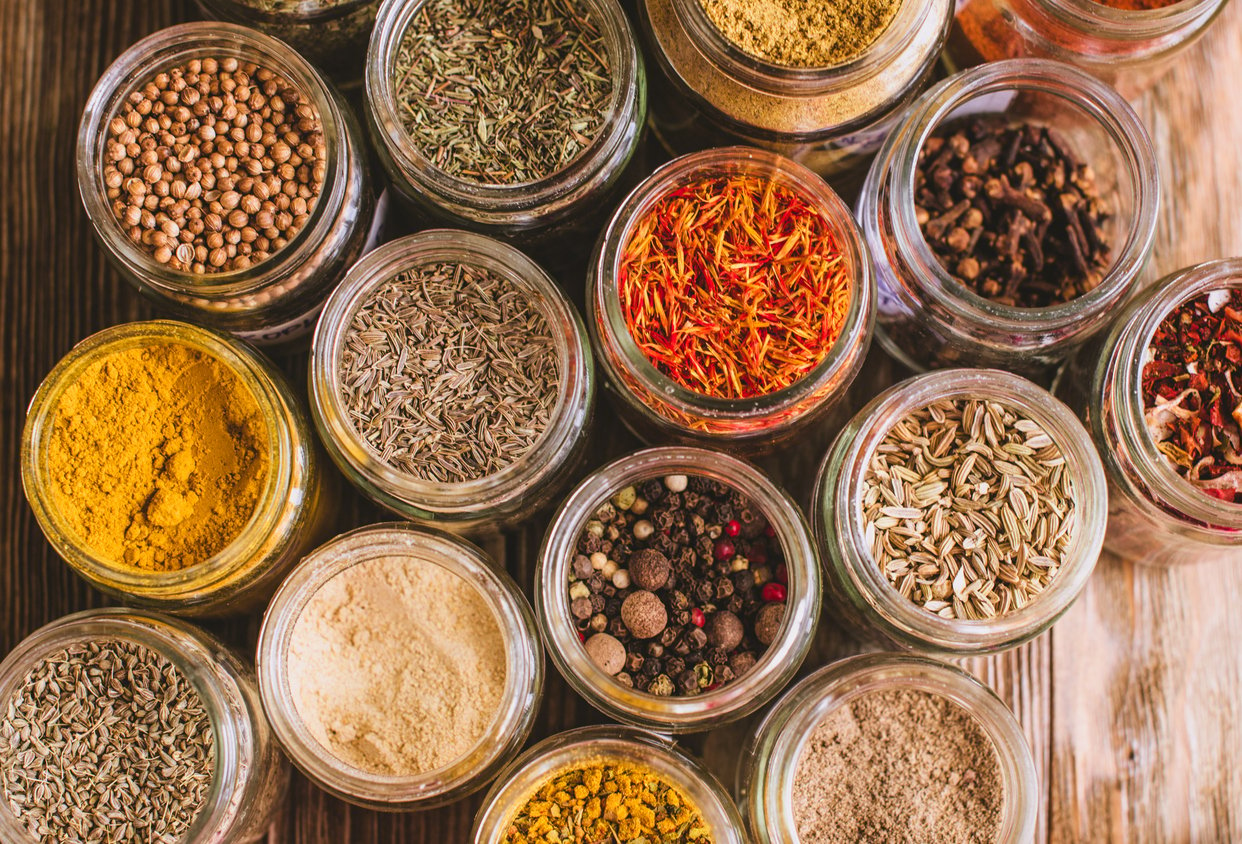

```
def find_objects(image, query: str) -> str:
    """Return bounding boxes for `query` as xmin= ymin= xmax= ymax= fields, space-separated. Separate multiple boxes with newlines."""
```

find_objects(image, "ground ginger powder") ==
xmin=45 ymin=341 xmax=269 ymax=572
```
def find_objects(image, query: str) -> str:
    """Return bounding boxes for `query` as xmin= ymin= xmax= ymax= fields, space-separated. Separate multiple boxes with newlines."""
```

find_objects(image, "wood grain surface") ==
xmin=2 ymin=1 xmax=1241 ymax=842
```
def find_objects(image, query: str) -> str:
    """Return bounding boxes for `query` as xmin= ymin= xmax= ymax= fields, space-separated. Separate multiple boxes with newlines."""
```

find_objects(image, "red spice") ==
xmin=761 ymin=582 xmax=787 ymax=603
xmin=691 ymin=607 xmax=706 ymax=628
xmin=1141 ymin=289 xmax=1242 ymax=502
xmin=618 ymin=173 xmax=852 ymax=399
xmin=725 ymin=519 xmax=742 ymax=537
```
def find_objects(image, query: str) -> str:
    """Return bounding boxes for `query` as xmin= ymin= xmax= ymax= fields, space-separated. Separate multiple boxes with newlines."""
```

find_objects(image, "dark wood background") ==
xmin=3 ymin=1 xmax=1242 ymax=841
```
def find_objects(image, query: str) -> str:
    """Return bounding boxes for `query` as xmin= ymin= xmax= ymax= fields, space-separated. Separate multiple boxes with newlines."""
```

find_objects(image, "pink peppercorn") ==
xmin=725 ymin=520 xmax=741 ymax=537
xmin=762 ymin=582 xmax=786 ymax=603
xmin=691 ymin=608 xmax=706 ymax=627
xmin=714 ymin=539 xmax=735 ymax=561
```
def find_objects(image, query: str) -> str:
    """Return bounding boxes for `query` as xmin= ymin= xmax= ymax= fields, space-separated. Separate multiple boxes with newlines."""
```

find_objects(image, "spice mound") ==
xmin=1142 ymin=288 xmax=1242 ymax=502
xmin=393 ymin=0 xmax=613 ymax=185
xmin=0 ymin=640 xmax=215 ymax=843
xmin=698 ymin=0 xmax=901 ymax=68
xmin=287 ymin=555 xmax=507 ymax=775
xmin=340 ymin=261 xmax=559 ymax=483
xmin=569 ymin=474 xmax=787 ymax=697
xmin=863 ymin=398 xmax=1076 ymax=619
xmin=619 ymin=173 xmax=851 ymax=399
xmin=502 ymin=760 xmax=713 ymax=844
xmin=103 ymin=56 xmax=325 ymax=274
xmin=915 ymin=119 xmax=1113 ymax=308
xmin=45 ymin=341 xmax=269 ymax=572
xmin=792 ymin=688 xmax=1003 ymax=844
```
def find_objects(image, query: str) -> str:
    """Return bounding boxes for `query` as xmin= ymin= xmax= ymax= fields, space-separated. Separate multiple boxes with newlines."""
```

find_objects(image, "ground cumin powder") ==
xmin=699 ymin=0 xmax=901 ymax=68
xmin=45 ymin=341 xmax=269 ymax=572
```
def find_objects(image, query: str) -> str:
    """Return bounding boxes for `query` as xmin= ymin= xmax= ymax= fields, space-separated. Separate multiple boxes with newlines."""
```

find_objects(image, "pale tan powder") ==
xmin=287 ymin=555 xmax=507 ymax=776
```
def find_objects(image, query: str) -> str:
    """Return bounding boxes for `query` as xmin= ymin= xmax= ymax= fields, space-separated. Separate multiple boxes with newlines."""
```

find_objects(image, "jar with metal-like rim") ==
xmin=738 ymin=652 xmax=1038 ymax=844
xmin=21 ymin=320 xmax=329 ymax=616
xmin=256 ymin=524 xmax=544 ymax=810
xmin=858 ymin=59 xmax=1158 ymax=382
xmin=77 ymin=22 xmax=375 ymax=345
xmin=537 ymin=446 xmax=820 ymax=732
xmin=0 ymin=609 xmax=289 ymax=844
xmin=309 ymin=230 xmax=595 ymax=533
xmin=472 ymin=725 xmax=745 ymax=844
xmin=811 ymin=369 xmax=1107 ymax=654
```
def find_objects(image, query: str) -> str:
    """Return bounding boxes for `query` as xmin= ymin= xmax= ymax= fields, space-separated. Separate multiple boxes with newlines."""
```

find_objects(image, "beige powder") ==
xmin=287 ymin=555 xmax=507 ymax=776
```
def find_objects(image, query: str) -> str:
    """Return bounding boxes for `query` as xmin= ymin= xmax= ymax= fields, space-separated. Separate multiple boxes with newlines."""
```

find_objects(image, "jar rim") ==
xmin=204 ymin=0 xmax=377 ymax=24
xmin=1027 ymin=0 xmax=1226 ymax=40
xmin=536 ymin=446 xmax=821 ymax=731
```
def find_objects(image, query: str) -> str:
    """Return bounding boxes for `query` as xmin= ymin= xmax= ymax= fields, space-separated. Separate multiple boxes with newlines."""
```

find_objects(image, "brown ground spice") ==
xmin=698 ymin=0 xmax=901 ymax=68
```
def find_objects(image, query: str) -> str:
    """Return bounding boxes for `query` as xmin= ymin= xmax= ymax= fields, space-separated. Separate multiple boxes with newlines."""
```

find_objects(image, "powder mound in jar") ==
xmin=0 ymin=640 xmax=215 ymax=844
xmin=287 ymin=555 xmax=507 ymax=776
xmin=45 ymin=341 xmax=270 ymax=572
xmin=698 ymin=0 xmax=901 ymax=68
xmin=102 ymin=56 xmax=326 ymax=274
xmin=792 ymin=688 xmax=1003 ymax=844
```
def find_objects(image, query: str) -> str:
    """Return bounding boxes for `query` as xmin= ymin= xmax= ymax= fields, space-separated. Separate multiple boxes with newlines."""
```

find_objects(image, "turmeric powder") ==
xmin=44 ymin=340 xmax=269 ymax=572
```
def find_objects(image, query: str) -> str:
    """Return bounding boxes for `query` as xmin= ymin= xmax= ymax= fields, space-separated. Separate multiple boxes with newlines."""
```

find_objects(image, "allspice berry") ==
xmin=730 ymin=651 xmax=757 ymax=679
xmin=584 ymin=633 xmax=626 ymax=675
xmin=755 ymin=603 xmax=784 ymax=646
xmin=705 ymin=610 xmax=744 ymax=652
xmin=621 ymin=590 xmax=667 ymax=639
xmin=629 ymin=548 xmax=671 ymax=591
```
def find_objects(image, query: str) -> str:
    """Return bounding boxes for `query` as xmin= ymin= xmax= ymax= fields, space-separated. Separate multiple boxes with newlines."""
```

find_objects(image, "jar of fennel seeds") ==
xmin=0 ymin=609 xmax=289 ymax=844
xmin=258 ymin=524 xmax=543 ymax=809
xmin=365 ymin=0 xmax=645 ymax=242
xmin=858 ymin=59 xmax=1158 ymax=382
xmin=639 ymin=0 xmax=952 ymax=180
xmin=473 ymin=725 xmax=745 ymax=844
xmin=1079 ymin=259 xmax=1242 ymax=566
xmin=536 ymin=447 xmax=820 ymax=732
xmin=588 ymin=147 xmax=873 ymax=452
xmin=77 ymin=22 xmax=375 ymax=345
xmin=811 ymin=369 xmax=1107 ymax=654
xmin=21 ymin=320 xmax=329 ymax=616
xmin=310 ymin=230 xmax=594 ymax=532
xmin=738 ymin=653 xmax=1037 ymax=844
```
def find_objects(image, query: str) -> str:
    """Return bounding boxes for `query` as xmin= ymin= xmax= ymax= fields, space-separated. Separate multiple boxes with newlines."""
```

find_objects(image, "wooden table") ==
xmin=3 ymin=1 xmax=1241 ymax=841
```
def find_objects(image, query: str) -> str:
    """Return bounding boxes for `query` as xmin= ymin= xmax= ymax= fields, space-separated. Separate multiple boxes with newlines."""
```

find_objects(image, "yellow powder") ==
xmin=45 ymin=341 xmax=269 ymax=572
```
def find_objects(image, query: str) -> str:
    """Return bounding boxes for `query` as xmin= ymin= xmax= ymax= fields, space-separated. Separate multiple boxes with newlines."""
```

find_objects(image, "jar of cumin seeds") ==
xmin=77 ymin=22 xmax=375 ymax=345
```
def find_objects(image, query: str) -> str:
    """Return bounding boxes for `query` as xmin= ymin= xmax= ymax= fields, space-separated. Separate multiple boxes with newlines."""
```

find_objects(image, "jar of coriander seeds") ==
xmin=811 ymin=369 xmax=1107 ymax=654
xmin=1079 ymin=259 xmax=1242 ymax=566
xmin=536 ymin=447 xmax=820 ymax=732
xmin=78 ymin=22 xmax=375 ymax=345
xmin=0 ymin=609 xmax=289 ymax=844
xmin=21 ymin=320 xmax=330 ymax=616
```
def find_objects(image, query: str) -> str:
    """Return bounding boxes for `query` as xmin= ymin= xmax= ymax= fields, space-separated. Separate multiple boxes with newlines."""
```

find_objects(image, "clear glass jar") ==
xmin=0 ymin=608 xmax=289 ymax=844
xmin=639 ymin=0 xmax=953 ymax=180
xmin=472 ymin=725 xmax=745 ymax=843
xmin=77 ymin=22 xmax=375 ymax=346
xmin=738 ymin=652 xmax=1038 ymax=844
xmin=21 ymin=320 xmax=329 ymax=616
xmin=811 ymin=368 xmax=1107 ymax=654
xmin=948 ymin=0 xmax=1229 ymax=99
xmin=858 ymin=59 xmax=1159 ymax=382
xmin=536 ymin=446 xmax=820 ymax=732
xmin=588 ymin=147 xmax=874 ymax=452
xmin=256 ymin=523 xmax=544 ymax=810
xmin=309 ymin=230 xmax=595 ymax=533
xmin=364 ymin=0 xmax=646 ymax=243
xmin=1081 ymin=259 xmax=1242 ymax=566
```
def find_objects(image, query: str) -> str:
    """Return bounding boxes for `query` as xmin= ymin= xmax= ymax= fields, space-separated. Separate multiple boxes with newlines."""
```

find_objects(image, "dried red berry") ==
xmin=691 ymin=608 xmax=706 ymax=628
xmin=776 ymin=564 xmax=788 ymax=585
xmin=725 ymin=520 xmax=741 ymax=537
xmin=713 ymin=539 xmax=735 ymax=561
xmin=761 ymin=582 xmax=787 ymax=603
xmin=763 ymin=523 xmax=776 ymax=538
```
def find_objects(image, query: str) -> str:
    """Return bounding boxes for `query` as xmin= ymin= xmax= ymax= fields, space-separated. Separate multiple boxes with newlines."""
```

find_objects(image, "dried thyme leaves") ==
xmin=340 ymin=262 xmax=560 ymax=483
xmin=862 ymin=398 xmax=1077 ymax=619
xmin=392 ymin=0 xmax=614 ymax=184
xmin=0 ymin=640 xmax=215 ymax=844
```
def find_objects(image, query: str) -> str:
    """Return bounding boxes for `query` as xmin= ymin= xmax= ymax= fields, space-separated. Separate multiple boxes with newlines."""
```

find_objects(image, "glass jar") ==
xmin=738 ymin=652 xmax=1038 ymax=844
xmin=588 ymin=147 xmax=874 ymax=452
xmin=536 ymin=446 xmax=820 ymax=732
xmin=364 ymin=0 xmax=646 ymax=243
xmin=309 ymin=230 xmax=595 ymax=533
xmin=639 ymin=0 xmax=953 ymax=180
xmin=858 ymin=59 xmax=1159 ymax=382
xmin=948 ymin=0 xmax=1229 ymax=99
xmin=77 ymin=22 xmax=375 ymax=346
xmin=811 ymin=368 xmax=1107 ymax=654
xmin=21 ymin=320 xmax=329 ymax=616
xmin=0 ymin=609 xmax=289 ymax=844
xmin=256 ymin=523 xmax=544 ymax=810
xmin=1081 ymin=259 xmax=1242 ymax=566
xmin=473 ymin=725 xmax=745 ymax=844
